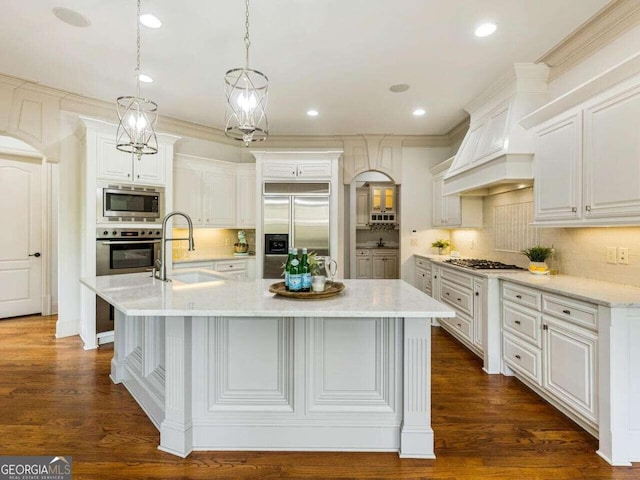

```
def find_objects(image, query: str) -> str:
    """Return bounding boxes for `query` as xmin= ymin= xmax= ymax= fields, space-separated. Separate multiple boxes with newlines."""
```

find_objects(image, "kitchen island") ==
xmin=81 ymin=273 xmax=454 ymax=458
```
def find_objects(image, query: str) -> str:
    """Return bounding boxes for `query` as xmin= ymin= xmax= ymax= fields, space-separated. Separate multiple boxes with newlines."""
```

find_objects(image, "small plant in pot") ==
xmin=431 ymin=239 xmax=450 ymax=255
xmin=521 ymin=245 xmax=553 ymax=275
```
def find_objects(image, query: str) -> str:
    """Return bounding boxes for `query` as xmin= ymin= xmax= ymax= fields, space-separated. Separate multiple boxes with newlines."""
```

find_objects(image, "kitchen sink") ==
xmin=172 ymin=270 xmax=224 ymax=284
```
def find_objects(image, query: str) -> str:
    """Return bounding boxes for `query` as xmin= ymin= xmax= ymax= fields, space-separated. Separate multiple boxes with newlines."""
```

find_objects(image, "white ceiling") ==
xmin=0 ymin=0 xmax=609 ymax=137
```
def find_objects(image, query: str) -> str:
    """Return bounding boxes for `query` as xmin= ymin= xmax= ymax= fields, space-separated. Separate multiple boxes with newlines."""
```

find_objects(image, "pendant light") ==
xmin=224 ymin=0 xmax=269 ymax=145
xmin=116 ymin=0 xmax=158 ymax=159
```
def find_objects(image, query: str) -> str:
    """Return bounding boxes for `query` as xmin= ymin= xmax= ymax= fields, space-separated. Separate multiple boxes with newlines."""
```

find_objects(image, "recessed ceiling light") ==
xmin=413 ymin=108 xmax=426 ymax=116
xmin=52 ymin=7 xmax=90 ymax=28
xmin=139 ymin=74 xmax=153 ymax=83
xmin=307 ymin=110 xmax=319 ymax=117
xmin=475 ymin=23 xmax=497 ymax=37
xmin=140 ymin=13 xmax=162 ymax=29
xmin=389 ymin=84 xmax=410 ymax=93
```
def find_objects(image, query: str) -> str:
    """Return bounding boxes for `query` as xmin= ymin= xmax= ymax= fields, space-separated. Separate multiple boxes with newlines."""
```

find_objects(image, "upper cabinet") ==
xmin=370 ymin=184 xmax=395 ymax=214
xmin=355 ymin=187 xmax=369 ymax=229
xmin=527 ymin=64 xmax=640 ymax=226
xmin=262 ymin=159 xmax=332 ymax=180
xmin=173 ymin=155 xmax=255 ymax=228
xmin=96 ymin=132 xmax=167 ymax=186
xmin=432 ymin=158 xmax=483 ymax=228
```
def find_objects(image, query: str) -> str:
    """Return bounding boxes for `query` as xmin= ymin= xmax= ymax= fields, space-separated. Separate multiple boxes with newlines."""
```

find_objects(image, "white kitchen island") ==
xmin=81 ymin=273 xmax=454 ymax=458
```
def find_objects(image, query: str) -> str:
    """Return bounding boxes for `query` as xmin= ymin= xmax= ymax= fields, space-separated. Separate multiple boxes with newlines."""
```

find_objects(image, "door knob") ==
xmin=29 ymin=252 xmax=41 ymax=258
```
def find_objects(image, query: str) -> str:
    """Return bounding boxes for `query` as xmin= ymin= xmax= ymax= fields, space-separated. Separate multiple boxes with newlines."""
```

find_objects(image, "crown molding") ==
xmin=539 ymin=0 xmax=640 ymax=81
xmin=445 ymin=117 xmax=470 ymax=146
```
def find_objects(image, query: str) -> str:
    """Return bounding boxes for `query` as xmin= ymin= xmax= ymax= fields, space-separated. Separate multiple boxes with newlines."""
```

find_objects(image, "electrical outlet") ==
xmin=618 ymin=247 xmax=629 ymax=265
xmin=606 ymin=247 xmax=617 ymax=264
xmin=410 ymin=238 xmax=418 ymax=247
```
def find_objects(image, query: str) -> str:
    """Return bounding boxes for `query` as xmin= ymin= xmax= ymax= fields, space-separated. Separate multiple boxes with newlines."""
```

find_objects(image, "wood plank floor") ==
xmin=0 ymin=315 xmax=638 ymax=479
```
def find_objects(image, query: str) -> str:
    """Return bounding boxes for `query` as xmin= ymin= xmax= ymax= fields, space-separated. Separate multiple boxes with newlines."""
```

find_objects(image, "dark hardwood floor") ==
xmin=0 ymin=315 xmax=638 ymax=479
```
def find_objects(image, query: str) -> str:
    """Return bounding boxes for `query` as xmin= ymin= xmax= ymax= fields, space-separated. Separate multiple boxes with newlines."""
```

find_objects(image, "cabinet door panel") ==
xmin=203 ymin=169 xmax=236 ymax=226
xmin=237 ymin=168 xmax=256 ymax=227
xmin=584 ymin=86 xmax=640 ymax=219
xmin=134 ymin=147 xmax=166 ymax=185
xmin=356 ymin=255 xmax=371 ymax=279
xmin=371 ymin=256 xmax=385 ymax=279
xmin=262 ymin=161 xmax=297 ymax=179
xmin=533 ymin=112 xmax=582 ymax=222
xmin=173 ymin=165 xmax=203 ymax=226
xmin=356 ymin=189 xmax=369 ymax=228
xmin=473 ymin=279 xmax=483 ymax=351
xmin=296 ymin=160 xmax=331 ymax=179
xmin=383 ymin=255 xmax=397 ymax=279
xmin=543 ymin=317 xmax=598 ymax=423
xmin=97 ymin=134 xmax=133 ymax=182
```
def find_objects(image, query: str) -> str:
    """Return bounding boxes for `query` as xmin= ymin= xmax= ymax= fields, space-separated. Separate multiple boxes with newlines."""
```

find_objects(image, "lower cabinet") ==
xmin=173 ymin=258 xmax=255 ymax=280
xmin=357 ymin=249 xmax=398 ymax=279
xmin=414 ymin=256 xmax=432 ymax=296
xmin=501 ymin=281 xmax=598 ymax=433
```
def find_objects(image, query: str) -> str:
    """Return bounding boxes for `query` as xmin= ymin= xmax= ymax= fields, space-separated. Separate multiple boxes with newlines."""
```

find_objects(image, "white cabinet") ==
xmin=431 ymin=159 xmax=482 ymax=228
xmin=501 ymin=281 xmax=598 ymax=432
xmin=372 ymin=249 xmax=397 ymax=279
xmin=174 ymin=258 xmax=256 ymax=280
xmin=262 ymin=159 xmax=332 ymax=180
xmin=236 ymin=165 xmax=256 ymax=228
xmin=414 ymin=257 xmax=432 ymax=296
xmin=355 ymin=249 xmax=372 ymax=279
xmin=355 ymin=187 xmax=369 ymax=229
xmin=97 ymin=132 xmax=166 ymax=186
xmin=532 ymin=81 xmax=640 ymax=226
xmin=173 ymin=155 xmax=238 ymax=228
xmin=370 ymin=184 xmax=396 ymax=214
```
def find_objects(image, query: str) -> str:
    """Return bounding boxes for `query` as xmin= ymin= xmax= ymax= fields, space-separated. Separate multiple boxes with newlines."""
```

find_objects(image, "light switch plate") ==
xmin=606 ymin=247 xmax=617 ymax=264
xmin=618 ymin=247 xmax=629 ymax=265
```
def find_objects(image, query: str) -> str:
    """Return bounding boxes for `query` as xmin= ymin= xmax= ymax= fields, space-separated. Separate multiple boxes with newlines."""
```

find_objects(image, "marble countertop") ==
xmin=414 ymin=254 xmax=640 ymax=307
xmin=81 ymin=273 xmax=455 ymax=318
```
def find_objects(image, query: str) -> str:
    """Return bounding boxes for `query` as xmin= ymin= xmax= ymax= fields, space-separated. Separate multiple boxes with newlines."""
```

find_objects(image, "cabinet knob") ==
xmin=445 ymin=292 xmax=450 ymax=296
xmin=585 ymin=205 xmax=591 ymax=212
xmin=457 ymin=298 xmax=462 ymax=302
xmin=475 ymin=292 xmax=479 ymax=296
xmin=127 ymin=173 xmax=131 ymax=177
xmin=562 ymin=309 xmax=571 ymax=315
xmin=137 ymin=174 xmax=140 ymax=178
xmin=457 ymin=323 xmax=462 ymax=328
xmin=515 ymin=294 xmax=522 ymax=299
xmin=571 ymin=207 xmax=577 ymax=213
xmin=543 ymin=324 xmax=548 ymax=330
xmin=514 ymin=320 xmax=521 ymax=325
xmin=515 ymin=354 xmax=521 ymax=360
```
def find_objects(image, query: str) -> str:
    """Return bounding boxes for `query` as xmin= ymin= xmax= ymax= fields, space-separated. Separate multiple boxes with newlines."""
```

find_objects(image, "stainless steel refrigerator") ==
xmin=263 ymin=182 xmax=330 ymax=279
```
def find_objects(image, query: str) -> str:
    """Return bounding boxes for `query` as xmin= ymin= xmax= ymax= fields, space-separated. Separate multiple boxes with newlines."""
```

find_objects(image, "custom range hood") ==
xmin=444 ymin=63 xmax=550 ymax=196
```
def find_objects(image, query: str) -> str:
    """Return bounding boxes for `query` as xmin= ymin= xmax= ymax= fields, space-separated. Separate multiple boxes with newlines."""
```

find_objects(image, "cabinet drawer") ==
xmin=214 ymin=260 xmax=247 ymax=272
xmin=542 ymin=294 xmax=598 ymax=330
xmin=373 ymin=249 xmax=398 ymax=257
xmin=356 ymin=249 xmax=370 ymax=256
xmin=440 ymin=280 xmax=473 ymax=316
xmin=173 ymin=261 xmax=214 ymax=270
xmin=441 ymin=315 xmax=472 ymax=344
xmin=441 ymin=267 xmax=474 ymax=289
xmin=415 ymin=257 xmax=430 ymax=269
xmin=503 ymin=333 xmax=542 ymax=386
xmin=502 ymin=283 xmax=542 ymax=310
xmin=502 ymin=301 xmax=542 ymax=347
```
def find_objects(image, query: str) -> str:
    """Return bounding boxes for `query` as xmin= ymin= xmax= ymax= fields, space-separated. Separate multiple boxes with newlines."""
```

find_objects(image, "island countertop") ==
xmin=81 ymin=272 xmax=455 ymax=319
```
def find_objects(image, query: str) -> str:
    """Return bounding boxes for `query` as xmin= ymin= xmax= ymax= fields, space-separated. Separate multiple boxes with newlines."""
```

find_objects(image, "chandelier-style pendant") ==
xmin=224 ymin=0 xmax=269 ymax=146
xmin=116 ymin=0 xmax=158 ymax=159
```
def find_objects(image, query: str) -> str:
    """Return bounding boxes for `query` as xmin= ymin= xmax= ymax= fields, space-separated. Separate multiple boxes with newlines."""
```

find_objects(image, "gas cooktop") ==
xmin=443 ymin=259 xmax=524 ymax=270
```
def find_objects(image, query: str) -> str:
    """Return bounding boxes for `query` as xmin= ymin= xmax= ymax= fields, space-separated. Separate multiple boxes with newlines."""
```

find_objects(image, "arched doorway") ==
xmin=348 ymin=171 xmax=400 ymax=278
xmin=0 ymin=136 xmax=55 ymax=319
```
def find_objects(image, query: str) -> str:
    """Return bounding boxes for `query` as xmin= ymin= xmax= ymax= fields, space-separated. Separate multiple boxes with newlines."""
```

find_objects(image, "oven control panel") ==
xmin=96 ymin=227 xmax=162 ymax=239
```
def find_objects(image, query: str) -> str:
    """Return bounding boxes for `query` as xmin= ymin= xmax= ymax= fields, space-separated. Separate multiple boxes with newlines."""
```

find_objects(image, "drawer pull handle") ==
xmin=457 ymin=323 xmax=462 ymax=328
xmin=515 ymin=354 xmax=521 ymax=360
xmin=445 ymin=292 xmax=450 ymax=296
xmin=475 ymin=292 xmax=479 ymax=296
xmin=515 ymin=295 xmax=522 ymax=299
xmin=514 ymin=320 xmax=521 ymax=325
xmin=457 ymin=298 xmax=462 ymax=302
xmin=562 ymin=309 xmax=571 ymax=315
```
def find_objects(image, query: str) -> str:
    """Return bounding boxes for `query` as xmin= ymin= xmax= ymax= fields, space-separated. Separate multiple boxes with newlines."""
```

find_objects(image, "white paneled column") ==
xmin=400 ymin=317 xmax=435 ymax=459
xmin=159 ymin=316 xmax=193 ymax=457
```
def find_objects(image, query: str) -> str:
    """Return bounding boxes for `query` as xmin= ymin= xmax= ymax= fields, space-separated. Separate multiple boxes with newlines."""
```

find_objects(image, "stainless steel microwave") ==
xmin=97 ymin=183 xmax=164 ymax=223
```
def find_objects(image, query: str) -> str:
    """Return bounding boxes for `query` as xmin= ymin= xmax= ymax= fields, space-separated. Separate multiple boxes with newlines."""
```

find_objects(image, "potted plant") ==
xmin=431 ymin=239 xmax=450 ymax=255
xmin=521 ymin=245 xmax=554 ymax=275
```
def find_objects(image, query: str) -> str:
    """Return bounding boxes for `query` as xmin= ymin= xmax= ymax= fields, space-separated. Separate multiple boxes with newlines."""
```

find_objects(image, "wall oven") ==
xmin=96 ymin=227 xmax=161 ymax=336
xmin=97 ymin=183 xmax=164 ymax=223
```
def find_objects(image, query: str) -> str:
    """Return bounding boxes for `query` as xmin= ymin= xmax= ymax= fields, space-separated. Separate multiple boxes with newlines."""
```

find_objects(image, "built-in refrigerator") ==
xmin=263 ymin=182 xmax=330 ymax=278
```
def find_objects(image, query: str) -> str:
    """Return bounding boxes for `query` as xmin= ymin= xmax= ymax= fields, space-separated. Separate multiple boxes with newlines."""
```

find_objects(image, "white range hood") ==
xmin=444 ymin=63 xmax=550 ymax=196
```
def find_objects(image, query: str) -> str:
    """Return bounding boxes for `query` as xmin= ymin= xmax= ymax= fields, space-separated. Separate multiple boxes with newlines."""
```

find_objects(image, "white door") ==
xmin=0 ymin=158 xmax=42 ymax=318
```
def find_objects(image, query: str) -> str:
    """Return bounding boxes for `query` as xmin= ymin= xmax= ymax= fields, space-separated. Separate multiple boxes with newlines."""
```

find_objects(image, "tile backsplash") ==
xmin=450 ymin=188 xmax=640 ymax=287
xmin=172 ymin=228 xmax=255 ymax=261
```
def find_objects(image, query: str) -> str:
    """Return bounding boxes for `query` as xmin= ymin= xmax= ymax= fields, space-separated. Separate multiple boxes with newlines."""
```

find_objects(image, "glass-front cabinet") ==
xmin=370 ymin=184 xmax=396 ymax=213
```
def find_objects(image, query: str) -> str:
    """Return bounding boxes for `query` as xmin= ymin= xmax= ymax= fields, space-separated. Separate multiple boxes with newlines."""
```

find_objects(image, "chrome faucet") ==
xmin=157 ymin=211 xmax=195 ymax=281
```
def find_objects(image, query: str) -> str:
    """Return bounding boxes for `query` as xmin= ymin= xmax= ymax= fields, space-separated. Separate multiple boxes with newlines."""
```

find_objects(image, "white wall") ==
xmin=399 ymin=146 xmax=452 ymax=283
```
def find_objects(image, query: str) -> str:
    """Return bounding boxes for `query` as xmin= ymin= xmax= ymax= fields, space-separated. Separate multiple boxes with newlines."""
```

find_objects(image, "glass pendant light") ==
xmin=224 ymin=0 xmax=269 ymax=145
xmin=116 ymin=0 xmax=158 ymax=159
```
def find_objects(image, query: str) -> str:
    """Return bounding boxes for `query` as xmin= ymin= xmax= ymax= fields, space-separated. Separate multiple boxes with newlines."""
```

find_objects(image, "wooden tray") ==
xmin=269 ymin=281 xmax=345 ymax=299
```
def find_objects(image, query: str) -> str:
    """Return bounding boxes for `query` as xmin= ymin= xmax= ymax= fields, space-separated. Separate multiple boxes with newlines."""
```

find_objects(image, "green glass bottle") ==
xmin=288 ymin=248 xmax=302 ymax=292
xmin=284 ymin=248 xmax=294 ymax=291
xmin=301 ymin=248 xmax=311 ymax=292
